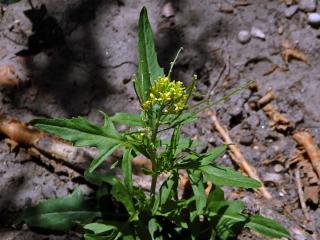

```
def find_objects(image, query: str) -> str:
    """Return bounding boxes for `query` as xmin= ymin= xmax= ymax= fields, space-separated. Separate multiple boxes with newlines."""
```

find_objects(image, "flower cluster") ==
xmin=142 ymin=76 xmax=187 ymax=113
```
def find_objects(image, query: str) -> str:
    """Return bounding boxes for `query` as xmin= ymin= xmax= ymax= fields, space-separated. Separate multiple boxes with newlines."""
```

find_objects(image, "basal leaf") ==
xmin=110 ymin=113 xmax=144 ymax=126
xmin=18 ymin=189 xmax=100 ymax=231
xmin=134 ymin=7 xmax=164 ymax=103
xmin=84 ymin=223 xmax=116 ymax=234
xmin=245 ymin=215 xmax=290 ymax=238
xmin=201 ymin=165 xmax=261 ymax=188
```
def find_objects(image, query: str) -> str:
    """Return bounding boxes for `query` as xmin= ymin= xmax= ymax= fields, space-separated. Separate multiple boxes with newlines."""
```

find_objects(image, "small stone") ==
xmin=263 ymin=173 xmax=283 ymax=183
xmin=308 ymin=13 xmax=320 ymax=27
xmin=239 ymin=131 xmax=254 ymax=146
xmin=162 ymin=2 xmax=175 ymax=18
xmin=246 ymin=114 xmax=260 ymax=128
xmin=229 ymin=105 xmax=242 ymax=116
xmin=237 ymin=30 xmax=251 ymax=44
xmin=251 ymin=27 xmax=266 ymax=40
xmin=273 ymin=164 xmax=284 ymax=173
xmin=284 ymin=5 xmax=299 ymax=18
xmin=299 ymin=0 xmax=317 ymax=12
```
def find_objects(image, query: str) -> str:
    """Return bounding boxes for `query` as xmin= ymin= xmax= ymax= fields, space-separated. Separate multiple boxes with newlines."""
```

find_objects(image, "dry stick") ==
xmin=293 ymin=131 xmax=320 ymax=179
xmin=294 ymin=167 xmax=310 ymax=221
xmin=207 ymin=109 xmax=272 ymax=199
xmin=0 ymin=119 xmax=93 ymax=171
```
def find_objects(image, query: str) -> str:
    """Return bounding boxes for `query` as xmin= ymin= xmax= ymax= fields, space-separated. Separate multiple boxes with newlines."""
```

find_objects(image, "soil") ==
xmin=1 ymin=0 xmax=320 ymax=239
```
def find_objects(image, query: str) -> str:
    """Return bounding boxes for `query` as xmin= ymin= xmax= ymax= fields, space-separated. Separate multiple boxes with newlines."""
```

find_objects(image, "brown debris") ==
xmin=219 ymin=3 xmax=234 ymax=13
xmin=233 ymin=0 xmax=251 ymax=7
xmin=294 ymin=168 xmax=310 ymax=221
xmin=0 ymin=65 xmax=20 ymax=87
xmin=257 ymin=90 xmax=276 ymax=106
xmin=262 ymin=103 xmax=293 ymax=131
xmin=280 ymin=0 xmax=297 ymax=6
xmin=304 ymin=185 xmax=319 ymax=205
xmin=263 ymin=64 xmax=288 ymax=76
xmin=293 ymin=131 xmax=320 ymax=179
xmin=281 ymin=48 xmax=310 ymax=66
xmin=207 ymin=109 xmax=272 ymax=199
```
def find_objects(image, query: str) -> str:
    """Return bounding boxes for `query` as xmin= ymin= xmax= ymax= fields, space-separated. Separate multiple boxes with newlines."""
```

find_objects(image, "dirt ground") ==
xmin=1 ymin=0 xmax=320 ymax=239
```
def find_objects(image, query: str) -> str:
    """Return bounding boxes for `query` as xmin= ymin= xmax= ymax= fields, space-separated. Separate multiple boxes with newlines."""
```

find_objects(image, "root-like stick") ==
xmin=207 ymin=109 xmax=272 ymax=199
xmin=293 ymin=131 xmax=320 ymax=179
xmin=0 ymin=119 xmax=93 ymax=170
xmin=294 ymin=168 xmax=310 ymax=221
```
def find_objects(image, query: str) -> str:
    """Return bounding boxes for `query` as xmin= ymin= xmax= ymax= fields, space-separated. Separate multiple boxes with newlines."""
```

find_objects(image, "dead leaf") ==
xmin=262 ymin=103 xmax=293 ymax=131
xmin=281 ymin=48 xmax=309 ymax=66
xmin=0 ymin=65 xmax=20 ymax=87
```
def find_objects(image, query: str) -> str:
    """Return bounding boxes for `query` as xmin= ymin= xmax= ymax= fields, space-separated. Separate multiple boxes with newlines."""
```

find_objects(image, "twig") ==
xmin=293 ymin=131 xmax=320 ymax=179
xmin=206 ymin=58 xmax=227 ymax=98
xmin=294 ymin=168 xmax=310 ymax=221
xmin=207 ymin=109 xmax=272 ymax=199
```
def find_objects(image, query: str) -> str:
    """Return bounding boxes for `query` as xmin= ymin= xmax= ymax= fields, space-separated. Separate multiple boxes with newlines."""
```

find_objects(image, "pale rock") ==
xmin=162 ymin=2 xmax=175 ymax=18
xmin=284 ymin=5 xmax=299 ymax=18
xmin=251 ymin=27 xmax=266 ymax=40
xmin=308 ymin=13 xmax=320 ymax=27
xmin=299 ymin=0 xmax=317 ymax=12
xmin=237 ymin=30 xmax=251 ymax=44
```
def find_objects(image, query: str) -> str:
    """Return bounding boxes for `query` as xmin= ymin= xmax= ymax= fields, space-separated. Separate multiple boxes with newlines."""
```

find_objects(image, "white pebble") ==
xmin=237 ymin=30 xmax=251 ymax=44
xmin=251 ymin=27 xmax=266 ymax=40
xmin=162 ymin=2 xmax=175 ymax=18
xmin=299 ymin=0 xmax=317 ymax=12
xmin=308 ymin=13 xmax=320 ymax=26
xmin=284 ymin=5 xmax=299 ymax=18
xmin=274 ymin=164 xmax=284 ymax=173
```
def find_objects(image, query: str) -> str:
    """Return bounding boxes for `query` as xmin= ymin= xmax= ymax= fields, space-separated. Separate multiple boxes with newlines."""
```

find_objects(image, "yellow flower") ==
xmin=142 ymin=76 xmax=187 ymax=113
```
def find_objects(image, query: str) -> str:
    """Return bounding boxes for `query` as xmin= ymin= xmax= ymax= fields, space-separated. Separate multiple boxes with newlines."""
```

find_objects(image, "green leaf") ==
xmin=31 ymin=115 xmax=123 ymax=172
xmin=207 ymin=200 xmax=246 ymax=240
xmin=153 ymin=174 xmax=177 ymax=214
xmin=207 ymin=185 xmax=224 ymax=203
xmin=245 ymin=215 xmax=290 ymax=238
xmin=18 ymin=189 xmax=100 ymax=231
xmin=84 ymin=170 xmax=119 ymax=186
xmin=89 ymin=144 xmax=121 ymax=172
xmin=31 ymin=116 xmax=121 ymax=150
xmin=84 ymin=223 xmax=116 ymax=234
xmin=0 ymin=0 xmax=21 ymax=4
xmin=110 ymin=113 xmax=144 ymax=126
xmin=201 ymin=165 xmax=261 ymax=188
xmin=200 ymin=144 xmax=227 ymax=166
xmin=134 ymin=7 xmax=164 ymax=103
xmin=84 ymin=234 xmax=110 ymax=240
xmin=188 ymin=170 xmax=206 ymax=215
xmin=148 ymin=218 xmax=162 ymax=240
xmin=111 ymin=181 xmax=136 ymax=219
xmin=122 ymin=148 xmax=133 ymax=192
